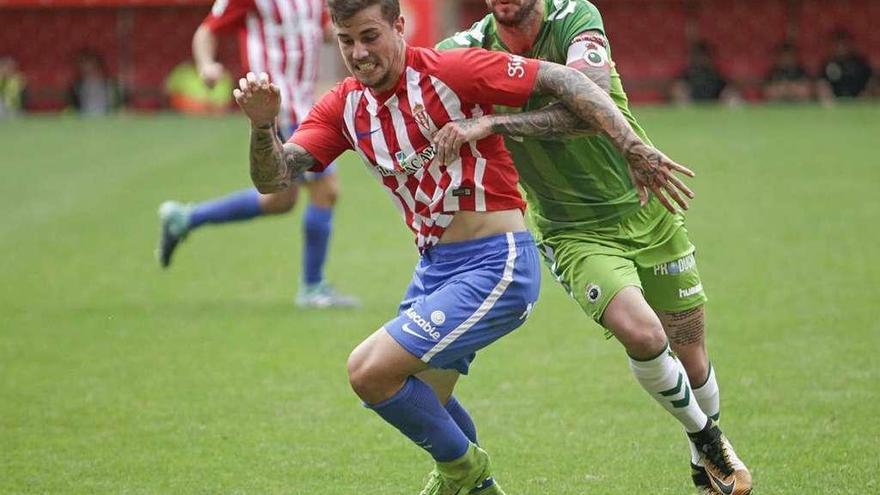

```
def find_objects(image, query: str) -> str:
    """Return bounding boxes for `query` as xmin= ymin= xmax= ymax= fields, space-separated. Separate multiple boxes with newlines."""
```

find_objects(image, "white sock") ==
xmin=629 ymin=344 xmax=708 ymax=434
xmin=688 ymin=363 xmax=720 ymax=465
xmin=693 ymin=363 xmax=720 ymax=421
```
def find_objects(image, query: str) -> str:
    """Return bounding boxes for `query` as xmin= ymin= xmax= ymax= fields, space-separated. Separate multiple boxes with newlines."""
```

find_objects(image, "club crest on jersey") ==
xmin=586 ymin=283 xmax=602 ymax=304
xmin=411 ymin=104 xmax=437 ymax=135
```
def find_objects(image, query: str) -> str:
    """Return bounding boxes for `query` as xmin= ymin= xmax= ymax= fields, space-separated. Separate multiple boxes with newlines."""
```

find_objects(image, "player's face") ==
xmin=335 ymin=5 xmax=406 ymax=92
xmin=485 ymin=0 xmax=540 ymax=27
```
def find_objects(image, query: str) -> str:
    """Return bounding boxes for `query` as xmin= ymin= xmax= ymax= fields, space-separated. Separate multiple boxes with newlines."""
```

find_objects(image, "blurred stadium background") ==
xmin=2 ymin=1 xmax=879 ymax=494
xmin=2 ymin=0 xmax=879 ymax=109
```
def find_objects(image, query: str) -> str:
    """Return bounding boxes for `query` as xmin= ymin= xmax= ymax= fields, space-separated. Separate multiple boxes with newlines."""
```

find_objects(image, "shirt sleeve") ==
xmin=433 ymin=48 xmax=540 ymax=108
xmin=558 ymin=0 xmax=606 ymax=48
xmin=289 ymin=86 xmax=351 ymax=171
xmin=202 ymin=0 xmax=254 ymax=34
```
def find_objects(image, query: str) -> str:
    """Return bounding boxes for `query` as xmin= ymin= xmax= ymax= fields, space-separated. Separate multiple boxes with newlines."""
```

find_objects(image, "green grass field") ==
xmin=2 ymin=104 xmax=879 ymax=494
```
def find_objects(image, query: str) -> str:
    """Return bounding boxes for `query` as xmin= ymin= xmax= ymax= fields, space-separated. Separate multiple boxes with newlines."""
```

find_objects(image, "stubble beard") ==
xmin=493 ymin=0 xmax=540 ymax=27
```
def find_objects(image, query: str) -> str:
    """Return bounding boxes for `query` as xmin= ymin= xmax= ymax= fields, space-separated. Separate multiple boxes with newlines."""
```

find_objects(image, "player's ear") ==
xmin=394 ymin=15 xmax=405 ymax=37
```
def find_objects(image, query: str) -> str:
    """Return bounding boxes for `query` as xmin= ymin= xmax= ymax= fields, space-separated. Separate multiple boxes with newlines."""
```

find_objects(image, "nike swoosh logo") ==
xmin=401 ymin=323 xmax=433 ymax=342
xmin=355 ymin=128 xmax=380 ymax=139
xmin=708 ymin=472 xmax=735 ymax=495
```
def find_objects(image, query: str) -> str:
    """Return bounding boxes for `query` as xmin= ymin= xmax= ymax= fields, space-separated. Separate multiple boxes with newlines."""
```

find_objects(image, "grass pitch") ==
xmin=1 ymin=104 xmax=878 ymax=494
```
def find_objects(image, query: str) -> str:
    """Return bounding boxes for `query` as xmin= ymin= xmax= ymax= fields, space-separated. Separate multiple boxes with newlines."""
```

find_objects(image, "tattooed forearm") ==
xmin=582 ymin=65 xmax=611 ymax=94
xmin=489 ymin=101 xmax=597 ymax=139
xmin=533 ymin=62 xmax=642 ymax=155
xmin=659 ymin=306 xmax=705 ymax=346
xmin=249 ymin=123 xmax=288 ymax=193
xmin=249 ymin=123 xmax=315 ymax=193
xmin=488 ymin=64 xmax=609 ymax=139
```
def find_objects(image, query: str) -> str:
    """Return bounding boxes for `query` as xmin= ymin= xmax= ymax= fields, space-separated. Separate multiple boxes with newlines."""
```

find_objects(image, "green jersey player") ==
xmin=435 ymin=1 xmax=751 ymax=493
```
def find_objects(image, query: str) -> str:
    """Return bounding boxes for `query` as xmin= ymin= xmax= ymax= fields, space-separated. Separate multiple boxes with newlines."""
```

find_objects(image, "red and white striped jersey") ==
xmin=202 ymin=0 xmax=325 ymax=130
xmin=291 ymin=46 xmax=540 ymax=251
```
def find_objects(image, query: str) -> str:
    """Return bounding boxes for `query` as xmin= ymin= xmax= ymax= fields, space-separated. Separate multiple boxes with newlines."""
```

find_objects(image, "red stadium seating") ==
xmin=0 ymin=5 xmax=239 ymax=110
xmin=694 ymin=0 xmax=789 ymax=100
xmin=596 ymin=0 xmax=688 ymax=102
xmin=2 ymin=0 xmax=878 ymax=109
xmin=798 ymin=0 xmax=880 ymax=73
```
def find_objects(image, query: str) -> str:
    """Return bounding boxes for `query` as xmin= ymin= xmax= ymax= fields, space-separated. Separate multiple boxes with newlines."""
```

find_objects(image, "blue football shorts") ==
xmin=384 ymin=231 xmax=541 ymax=375
xmin=282 ymin=122 xmax=336 ymax=181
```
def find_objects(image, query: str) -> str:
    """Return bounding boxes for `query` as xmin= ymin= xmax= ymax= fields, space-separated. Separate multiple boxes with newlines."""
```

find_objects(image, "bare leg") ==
xmin=658 ymin=305 xmax=710 ymax=387
xmin=602 ymin=286 xmax=708 ymax=433
xmin=303 ymin=173 xmax=339 ymax=209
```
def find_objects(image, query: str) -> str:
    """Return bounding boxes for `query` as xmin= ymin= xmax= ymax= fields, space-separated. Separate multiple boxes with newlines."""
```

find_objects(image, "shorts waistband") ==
xmin=423 ymin=231 xmax=534 ymax=261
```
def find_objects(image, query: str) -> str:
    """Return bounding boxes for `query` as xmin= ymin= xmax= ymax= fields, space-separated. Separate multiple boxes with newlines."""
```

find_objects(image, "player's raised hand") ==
xmin=624 ymin=142 xmax=695 ymax=213
xmin=233 ymin=72 xmax=281 ymax=128
xmin=198 ymin=61 xmax=226 ymax=88
xmin=433 ymin=117 xmax=493 ymax=165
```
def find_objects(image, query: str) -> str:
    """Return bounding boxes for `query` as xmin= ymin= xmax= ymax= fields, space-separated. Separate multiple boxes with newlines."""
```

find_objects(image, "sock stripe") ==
xmin=659 ymin=371 xmax=684 ymax=396
xmin=671 ymin=384 xmax=692 ymax=408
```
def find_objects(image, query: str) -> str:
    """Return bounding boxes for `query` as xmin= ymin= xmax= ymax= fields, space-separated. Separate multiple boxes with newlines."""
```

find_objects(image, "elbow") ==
xmin=251 ymin=172 xmax=287 ymax=194
xmin=252 ymin=181 xmax=284 ymax=194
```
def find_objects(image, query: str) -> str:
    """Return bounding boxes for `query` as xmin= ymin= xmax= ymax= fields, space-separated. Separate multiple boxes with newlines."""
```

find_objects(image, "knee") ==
xmin=307 ymin=175 xmax=339 ymax=208
xmin=610 ymin=314 xmax=668 ymax=359
xmin=346 ymin=344 xmax=374 ymax=400
xmin=347 ymin=341 xmax=398 ymax=403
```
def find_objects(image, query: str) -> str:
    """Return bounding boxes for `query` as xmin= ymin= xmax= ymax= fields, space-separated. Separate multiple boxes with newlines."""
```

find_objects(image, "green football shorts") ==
xmin=537 ymin=197 xmax=707 ymax=324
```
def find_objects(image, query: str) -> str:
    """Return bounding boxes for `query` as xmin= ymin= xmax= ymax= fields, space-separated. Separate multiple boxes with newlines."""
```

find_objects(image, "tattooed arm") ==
xmin=488 ymin=30 xmax=612 ymax=139
xmin=234 ymin=71 xmax=317 ymax=193
xmin=533 ymin=61 xmax=696 ymax=211
xmin=488 ymin=101 xmax=596 ymax=139
xmin=432 ymin=61 xmax=695 ymax=212
xmin=529 ymin=61 xmax=640 ymax=154
xmin=249 ymin=123 xmax=316 ymax=193
xmin=433 ymin=62 xmax=644 ymax=163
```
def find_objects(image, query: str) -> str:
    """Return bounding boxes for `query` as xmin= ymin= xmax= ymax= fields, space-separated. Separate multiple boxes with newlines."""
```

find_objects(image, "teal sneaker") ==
xmin=157 ymin=201 xmax=193 ymax=268
xmin=419 ymin=445 xmax=505 ymax=495
xmin=295 ymin=281 xmax=360 ymax=309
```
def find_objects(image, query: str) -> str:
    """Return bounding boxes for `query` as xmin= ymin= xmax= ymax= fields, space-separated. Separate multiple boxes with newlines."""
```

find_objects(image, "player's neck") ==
xmin=495 ymin=3 xmax=544 ymax=55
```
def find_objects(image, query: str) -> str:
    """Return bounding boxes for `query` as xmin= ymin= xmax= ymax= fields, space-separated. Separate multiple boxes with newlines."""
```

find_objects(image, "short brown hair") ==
xmin=327 ymin=0 xmax=400 ymax=25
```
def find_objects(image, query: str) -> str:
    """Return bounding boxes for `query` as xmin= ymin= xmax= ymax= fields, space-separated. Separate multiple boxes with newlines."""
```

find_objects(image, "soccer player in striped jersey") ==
xmin=434 ymin=1 xmax=751 ymax=493
xmin=233 ymin=0 xmax=693 ymax=493
xmin=157 ymin=0 xmax=359 ymax=308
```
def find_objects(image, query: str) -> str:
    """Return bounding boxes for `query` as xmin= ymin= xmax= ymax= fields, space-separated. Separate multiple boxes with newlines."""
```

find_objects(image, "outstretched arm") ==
xmin=534 ymin=61 xmax=695 ymax=211
xmin=433 ymin=61 xmax=695 ymax=212
xmin=234 ymin=72 xmax=318 ymax=193
xmin=488 ymin=101 xmax=596 ymax=139
xmin=488 ymin=30 xmax=613 ymax=139
xmin=193 ymin=24 xmax=226 ymax=88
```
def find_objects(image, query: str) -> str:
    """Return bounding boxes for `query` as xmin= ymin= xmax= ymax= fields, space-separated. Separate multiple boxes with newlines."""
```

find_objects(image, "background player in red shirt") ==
xmin=234 ymin=0 xmax=693 ymax=493
xmin=157 ymin=0 xmax=358 ymax=309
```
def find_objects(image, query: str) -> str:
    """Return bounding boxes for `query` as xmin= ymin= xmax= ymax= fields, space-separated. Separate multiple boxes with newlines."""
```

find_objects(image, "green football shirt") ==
xmin=436 ymin=0 xmax=653 ymax=234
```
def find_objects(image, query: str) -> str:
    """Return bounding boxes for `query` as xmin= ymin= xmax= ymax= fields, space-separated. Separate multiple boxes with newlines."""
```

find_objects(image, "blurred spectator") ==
xmin=164 ymin=61 xmax=232 ymax=114
xmin=671 ymin=41 xmax=739 ymax=104
xmin=764 ymin=42 xmax=813 ymax=102
xmin=67 ymin=49 xmax=124 ymax=115
xmin=818 ymin=30 xmax=873 ymax=99
xmin=0 ymin=55 xmax=26 ymax=117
